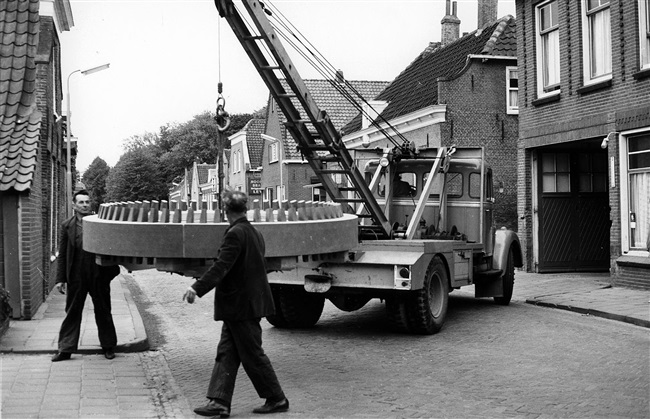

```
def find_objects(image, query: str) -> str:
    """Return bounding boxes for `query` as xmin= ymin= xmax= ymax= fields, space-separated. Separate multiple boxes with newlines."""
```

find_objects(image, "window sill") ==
xmin=531 ymin=93 xmax=560 ymax=107
xmin=632 ymin=68 xmax=650 ymax=80
xmin=577 ymin=79 xmax=612 ymax=95
xmin=616 ymin=254 xmax=650 ymax=268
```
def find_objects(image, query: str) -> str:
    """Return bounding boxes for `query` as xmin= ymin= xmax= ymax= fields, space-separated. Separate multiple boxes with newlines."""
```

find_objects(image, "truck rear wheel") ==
xmin=494 ymin=248 xmax=515 ymax=305
xmin=407 ymin=256 xmax=449 ymax=334
xmin=266 ymin=287 xmax=325 ymax=328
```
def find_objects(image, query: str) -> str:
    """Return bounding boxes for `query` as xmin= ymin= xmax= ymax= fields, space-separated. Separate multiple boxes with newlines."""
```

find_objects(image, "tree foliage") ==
xmin=105 ymin=147 xmax=169 ymax=202
xmin=81 ymin=157 xmax=111 ymax=212
xmin=104 ymin=109 xmax=261 ymax=203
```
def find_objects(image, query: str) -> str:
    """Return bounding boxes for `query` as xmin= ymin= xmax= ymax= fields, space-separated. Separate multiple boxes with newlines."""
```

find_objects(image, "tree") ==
xmin=104 ymin=109 xmax=260 ymax=203
xmin=82 ymin=157 xmax=111 ymax=212
xmin=105 ymin=147 xmax=168 ymax=202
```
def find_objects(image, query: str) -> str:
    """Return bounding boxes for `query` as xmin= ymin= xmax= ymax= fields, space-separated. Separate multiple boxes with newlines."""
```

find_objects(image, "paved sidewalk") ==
xmin=1 ymin=269 xmax=648 ymax=418
xmin=0 ymin=273 xmax=148 ymax=354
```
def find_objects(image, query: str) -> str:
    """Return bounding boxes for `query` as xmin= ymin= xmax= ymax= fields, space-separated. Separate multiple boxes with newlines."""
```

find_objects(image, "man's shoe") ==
xmin=194 ymin=399 xmax=230 ymax=418
xmin=104 ymin=349 xmax=115 ymax=360
xmin=253 ymin=398 xmax=289 ymax=414
xmin=51 ymin=352 xmax=71 ymax=362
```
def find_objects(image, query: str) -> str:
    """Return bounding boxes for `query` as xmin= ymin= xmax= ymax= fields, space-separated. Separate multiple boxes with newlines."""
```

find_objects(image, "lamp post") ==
xmin=65 ymin=63 xmax=110 ymax=216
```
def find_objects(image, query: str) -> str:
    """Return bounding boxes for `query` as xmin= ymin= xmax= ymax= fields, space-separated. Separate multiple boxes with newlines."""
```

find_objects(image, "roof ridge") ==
xmin=481 ymin=15 xmax=515 ymax=55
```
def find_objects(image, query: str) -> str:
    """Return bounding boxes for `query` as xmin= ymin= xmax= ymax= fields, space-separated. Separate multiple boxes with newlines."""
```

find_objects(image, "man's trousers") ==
xmin=57 ymin=274 xmax=117 ymax=352
xmin=207 ymin=318 xmax=285 ymax=405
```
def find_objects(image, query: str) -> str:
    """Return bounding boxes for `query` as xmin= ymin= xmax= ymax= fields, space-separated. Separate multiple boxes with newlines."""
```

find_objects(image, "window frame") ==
xmin=269 ymin=142 xmax=279 ymax=163
xmin=581 ymin=0 xmax=613 ymax=85
xmin=619 ymin=129 xmax=650 ymax=257
xmin=535 ymin=0 xmax=561 ymax=99
xmin=639 ymin=0 xmax=650 ymax=70
xmin=506 ymin=66 xmax=519 ymax=115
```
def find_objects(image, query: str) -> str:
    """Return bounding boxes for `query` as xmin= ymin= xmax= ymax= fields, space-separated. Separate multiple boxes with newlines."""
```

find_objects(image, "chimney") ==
xmin=441 ymin=0 xmax=460 ymax=46
xmin=477 ymin=0 xmax=498 ymax=29
xmin=335 ymin=69 xmax=345 ymax=84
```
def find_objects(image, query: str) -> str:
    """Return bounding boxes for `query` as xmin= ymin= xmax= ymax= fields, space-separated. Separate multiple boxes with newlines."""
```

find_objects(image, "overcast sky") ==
xmin=61 ymin=0 xmax=516 ymax=172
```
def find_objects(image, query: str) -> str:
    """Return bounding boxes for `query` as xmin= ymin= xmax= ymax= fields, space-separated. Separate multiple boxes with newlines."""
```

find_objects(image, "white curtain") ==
xmin=543 ymin=29 xmax=560 ymax=88
xmin=590 ymin=8 xmax=612 ymax=77
xmin=629 ymin=172 xmax=650 ymax=250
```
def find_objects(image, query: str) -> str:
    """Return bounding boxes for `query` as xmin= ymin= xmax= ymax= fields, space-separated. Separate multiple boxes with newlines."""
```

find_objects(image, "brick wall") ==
xmin=439 ymin=60 xmax=520 ymax=231
xmin=516 ymin=0 xmax=650 ymax=285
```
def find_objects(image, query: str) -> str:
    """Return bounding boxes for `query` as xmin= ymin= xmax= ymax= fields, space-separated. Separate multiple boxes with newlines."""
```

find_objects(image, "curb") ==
xmin=525 ymin=299 xmax=650 ymax=329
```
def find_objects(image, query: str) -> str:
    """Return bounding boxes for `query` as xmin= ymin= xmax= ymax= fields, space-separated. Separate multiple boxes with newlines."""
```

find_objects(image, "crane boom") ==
xmin=214 ymin=0 xmax=392 ymax=237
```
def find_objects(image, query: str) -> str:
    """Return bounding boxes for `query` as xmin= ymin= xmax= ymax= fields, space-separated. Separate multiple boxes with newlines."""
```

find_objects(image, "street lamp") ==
xmin=65 ymin=63 xmax=110 ymax=216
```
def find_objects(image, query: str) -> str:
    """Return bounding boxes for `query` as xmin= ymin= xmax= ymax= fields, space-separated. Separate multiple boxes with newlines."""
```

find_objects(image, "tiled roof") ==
xmin=0 ymin=0 xmax=42 ymax=192
xmin=343 ymin=16 xmax=516 ymax=133
xmin=196 ymin=163 xmax=216 ymax=184
xmin=243 ymin=118 xmax=265 ymax=169
xmin=276 ymin=79 xmax=389 ymax=159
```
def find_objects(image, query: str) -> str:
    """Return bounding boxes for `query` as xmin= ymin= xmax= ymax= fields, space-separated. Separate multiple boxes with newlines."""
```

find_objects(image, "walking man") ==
xmin=52 ymin=190 xmax=120 ymax=362
xmin=183 ymin=190 xmax=288 ymax=417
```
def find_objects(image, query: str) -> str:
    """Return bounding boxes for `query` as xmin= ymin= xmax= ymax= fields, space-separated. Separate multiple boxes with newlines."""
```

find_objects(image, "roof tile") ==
xmin=343 ymin=16 xmax=516 ymax=134
xmin=0 ymin=0 xmax=41 ymax=192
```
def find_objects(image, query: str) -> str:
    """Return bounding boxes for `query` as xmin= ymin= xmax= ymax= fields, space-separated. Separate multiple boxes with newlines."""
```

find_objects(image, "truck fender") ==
xmin=492 ymin=228 xmax=523 ymax=272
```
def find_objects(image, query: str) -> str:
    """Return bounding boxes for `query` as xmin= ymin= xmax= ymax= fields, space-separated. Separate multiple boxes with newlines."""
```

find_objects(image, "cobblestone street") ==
xmin=126 ymin=270 xmax=649 ymax=418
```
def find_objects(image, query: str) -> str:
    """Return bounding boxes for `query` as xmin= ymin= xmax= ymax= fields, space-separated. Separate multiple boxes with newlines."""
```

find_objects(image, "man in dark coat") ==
xmin=184 ymin=190 xmax=288 ymax=417
xmin=52 ymin=190 xmax=120 ymax=362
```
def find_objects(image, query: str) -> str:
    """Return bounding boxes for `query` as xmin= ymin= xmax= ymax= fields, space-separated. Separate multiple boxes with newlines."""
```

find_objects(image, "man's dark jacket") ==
xmin=56 ymin=215 xmax=120 ymax=284
xmin=191 ymin=217 xmax=274 ymax=321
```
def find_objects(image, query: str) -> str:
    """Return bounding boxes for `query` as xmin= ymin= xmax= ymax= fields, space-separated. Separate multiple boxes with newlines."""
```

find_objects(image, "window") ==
xmin=424 ymin=172 xmax=463 ymax=198
xmin=265 ymin=187 xmax=274 ymax=203
xmin=536 ymin=1 xmax=561 ymax=96
xmin=621 ymin=132 xmax=650 ymax=254
xmin=232 ymin=150 xmax=241 ymax=173
xmin=578 ymin=153 xmax=607 ymax=192
xmin=506 ymin=67 xmax=519 ymax=114
xmin=276 ymin=185 xmax=284 ymax=201
xmin=269 ymin=142 xmax=279 ymax=163
xmin=582 ymin=0 xmax=612 ymax=84
xmin=541 ymin=153 xmax=570 ymax=193
xmin=640 ymin=0 xmax=650 ymax=69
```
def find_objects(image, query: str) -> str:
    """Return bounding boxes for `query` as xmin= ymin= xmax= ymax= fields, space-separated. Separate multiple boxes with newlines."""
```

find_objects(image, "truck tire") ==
xmin=266 ymin=287 xmax=324 ymax=328
xmin=385 ymin=298 xmax=410 ymax=333
xmin=494 ymin=248 xmax=515 ymax=305
xmin=407 ymin=256 xmax=449 ymax=335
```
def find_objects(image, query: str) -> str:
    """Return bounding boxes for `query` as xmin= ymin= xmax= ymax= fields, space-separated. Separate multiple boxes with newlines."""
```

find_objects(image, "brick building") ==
xmin=342 ymin=0 xmax=519 ymax=230
xmin=0 ymin=0 xmax=72 ymax=319
xmin=515 ymin=0 xmax=650 ymax=288
xmin=260 ymin=78 xmax=388 ymax=204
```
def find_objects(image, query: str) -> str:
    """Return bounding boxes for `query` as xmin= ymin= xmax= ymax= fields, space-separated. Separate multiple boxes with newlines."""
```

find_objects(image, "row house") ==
xmin=260 ymin=78 xmax=389 ymax=204
xmin=342 ymin=0 xmax=519 ymax=230
xmin=0 ymin=0 xmax=72 ymax=319
xmin=169 ymin=162 xmax=218 ymax=209
xmin=515 ymin=0 xmax=650 ymax=288
xmin=225 ymin=118 xmax=265 ymax=199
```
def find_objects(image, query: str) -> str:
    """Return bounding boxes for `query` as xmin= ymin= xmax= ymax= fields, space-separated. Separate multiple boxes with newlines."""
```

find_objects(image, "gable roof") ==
xmin=0 ymin=0 xmax=42 ymax=192
xmin=195 ymin=163 xmax=215 ymax=185
xmin=343 ymin=15 xmax=516 ymax=134
xmin=275 ymin=79 xmax=389 ymax=159
xmin=242 ymin=118 xmax=265 ymax=169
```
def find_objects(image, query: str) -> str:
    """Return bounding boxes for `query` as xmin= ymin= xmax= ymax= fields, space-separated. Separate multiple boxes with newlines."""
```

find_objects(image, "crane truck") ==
xmin=84 ymin=0 xmax=523 ymax=334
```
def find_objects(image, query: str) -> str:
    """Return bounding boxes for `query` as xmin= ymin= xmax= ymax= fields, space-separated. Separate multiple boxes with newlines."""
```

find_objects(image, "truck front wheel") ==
xmin=407 ymin=256 xmax=449 ymax=334
xmin=266 ymin=287 xmax=325 ymax=328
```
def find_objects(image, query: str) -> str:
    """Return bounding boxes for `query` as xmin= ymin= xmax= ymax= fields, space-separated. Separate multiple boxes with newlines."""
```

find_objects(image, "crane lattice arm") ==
xmin=214 ymin=0 xmax=392 ymax=238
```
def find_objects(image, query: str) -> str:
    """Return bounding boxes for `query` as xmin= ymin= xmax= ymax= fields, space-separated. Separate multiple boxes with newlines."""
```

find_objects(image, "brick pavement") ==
xmin=1 ymin=269 xmax=648 ymax=418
